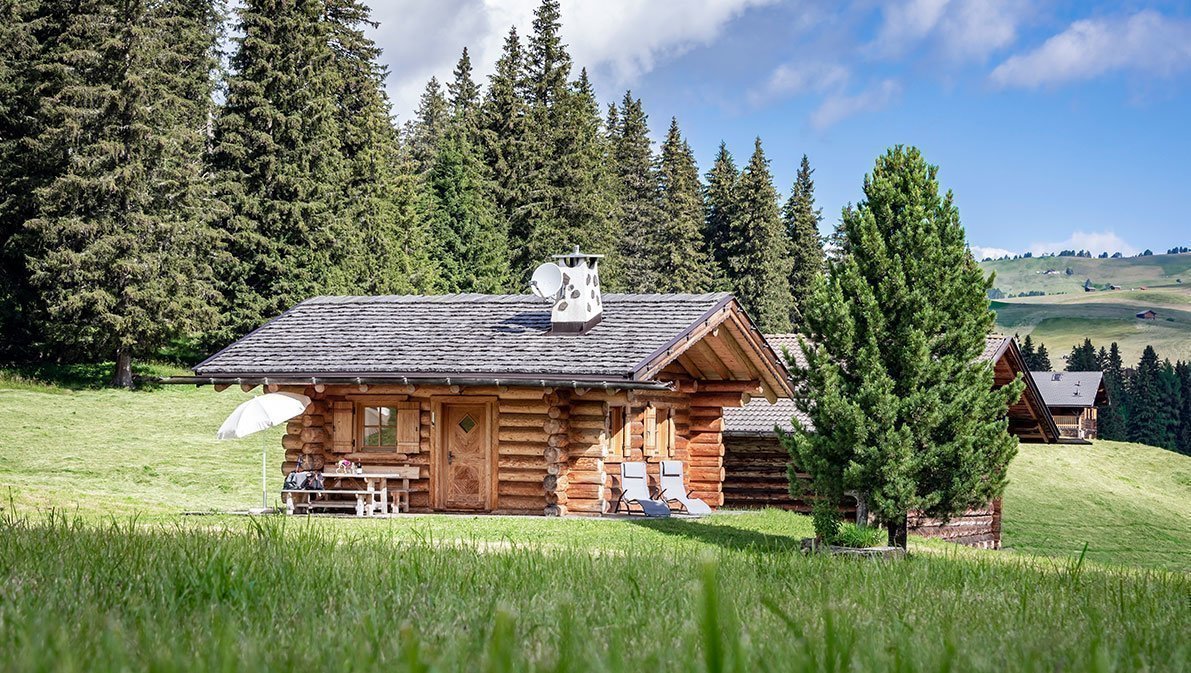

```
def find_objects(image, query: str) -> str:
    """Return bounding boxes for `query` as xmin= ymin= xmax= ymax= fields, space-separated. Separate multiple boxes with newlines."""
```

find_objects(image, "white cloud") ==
xmin=990 ymin=10 xmax=1191 ymax=88
xmin=748 ymin=61 xmax=850 ymax=105
xmin=872 ymin=0 xmax=1028 ymax=61
xmin=971 ymin=245 xmax=1016 ymax=260
xmin=367 ymin=0 xmax=774 ymax=119
xmin=809 ymin=78 xmax=901 ymax=130
xmin=1026 ymin=231 xmax=1138 ymax=257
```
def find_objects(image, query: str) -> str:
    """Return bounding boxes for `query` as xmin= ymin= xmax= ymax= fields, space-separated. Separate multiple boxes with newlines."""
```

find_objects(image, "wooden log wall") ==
xmin=686 ymin=393 xmax=727 ymax=507
xmin=722 ymin=434 xmax=1000 ymax=547
xmin=563 ymin=394 xmax=607 ymax=515
xmin=597 ymin=389 xmax=697 ymax=513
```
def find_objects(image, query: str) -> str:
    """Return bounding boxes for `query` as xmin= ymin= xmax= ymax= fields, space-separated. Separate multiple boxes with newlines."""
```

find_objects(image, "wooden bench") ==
xmin=282 ymin=489 xmax=376 ymax=516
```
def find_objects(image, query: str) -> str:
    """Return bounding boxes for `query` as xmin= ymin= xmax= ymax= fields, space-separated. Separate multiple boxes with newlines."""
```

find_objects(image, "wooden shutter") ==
xmin=396 ymin=402 xmax=420 ymax=453
xmin=331 ymin=401 xmax=354 ymax=453
xmin=658 ymin=408 xmax=674 ymax=458
xmin=610 ymin=407 xmax=630 ymax=458
xmin=643 ymin=404 xmax=657 ymax=457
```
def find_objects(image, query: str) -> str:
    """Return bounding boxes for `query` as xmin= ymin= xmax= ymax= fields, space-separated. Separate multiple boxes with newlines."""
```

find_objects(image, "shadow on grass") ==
xmin=624 ymin=516 xmax=803 ymax=553
xmin=0 ymin=361 xmax=173 ymax=391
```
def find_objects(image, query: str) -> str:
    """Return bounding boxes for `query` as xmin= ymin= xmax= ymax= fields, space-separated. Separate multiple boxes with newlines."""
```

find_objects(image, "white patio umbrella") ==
xmin=217 ymin=392 xmax=311 ymax=510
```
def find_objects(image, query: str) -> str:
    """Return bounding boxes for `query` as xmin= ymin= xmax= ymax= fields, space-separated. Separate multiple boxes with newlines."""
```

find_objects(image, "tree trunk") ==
xmin=111 ymin=348 xmax=134 ymax=389
xmin=853 ymin=492 xmax=869 ymax=527
xmin=886 ymin=514 xmax=908 ymax=549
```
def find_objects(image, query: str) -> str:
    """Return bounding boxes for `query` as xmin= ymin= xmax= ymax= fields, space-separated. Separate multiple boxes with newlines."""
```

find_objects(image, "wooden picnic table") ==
xmin=283 ymin=466 xmax=417 ymax=516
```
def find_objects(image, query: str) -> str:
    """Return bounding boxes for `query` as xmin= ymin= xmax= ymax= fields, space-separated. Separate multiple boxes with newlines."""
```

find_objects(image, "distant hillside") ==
xmin=980 ymin=252 xmax=1190 ymax=296
xmin=979 ymin=253 xmax=1191 ymax=364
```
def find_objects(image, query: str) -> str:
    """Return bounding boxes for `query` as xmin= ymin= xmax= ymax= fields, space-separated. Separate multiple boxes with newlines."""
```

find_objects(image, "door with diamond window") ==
xmin=442 ymin=404 xmax=490 ymax=510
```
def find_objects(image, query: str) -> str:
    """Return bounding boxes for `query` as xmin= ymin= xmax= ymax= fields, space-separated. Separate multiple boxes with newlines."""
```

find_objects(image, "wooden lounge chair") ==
xmin=658 ymin=460 xmax=712 ymax=515
xmin=614 ymin=461 xmax=670 ymax=517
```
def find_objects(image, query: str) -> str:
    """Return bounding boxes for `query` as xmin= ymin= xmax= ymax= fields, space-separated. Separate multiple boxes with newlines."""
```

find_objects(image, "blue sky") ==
xmin=369 ymin=1 xmax=1191 ymax=258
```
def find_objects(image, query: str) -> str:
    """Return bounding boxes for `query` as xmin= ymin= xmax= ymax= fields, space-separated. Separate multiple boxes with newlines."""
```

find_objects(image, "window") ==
xmin=362 ymin=406 xmax=398 ymax=451
xmin=357 ymin=402 xmax=421 ymax=453
xmin=644 ymin=405 xmax=675 ymax=458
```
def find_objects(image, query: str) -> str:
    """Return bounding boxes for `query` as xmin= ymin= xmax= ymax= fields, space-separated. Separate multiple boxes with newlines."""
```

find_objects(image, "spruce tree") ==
xmin=447 ymin=47 xmax=481 ymax=129
xmin=1034 ymin=343 xmax=1052 ymax=371
xmin=609 ymin=92 xmax=663 ymax=292
xmin=784 ymin=146 xmax=1021 ymax=548
xmin=655 ymin=117 xmax=716 ymax=293
xmin=23 ymin=0 xmax=221 ymax=386
xmin=1127 ymin=346 xmax=1168 ymax=448
xmin=211 ymin=0 xmax=353 ymax=341
xmin=1066 ymin=338 xmax=1100 ymax=372
xmin=1156 ymin=360 xmax=1183 ymax=451
xmin=1098 ymin=342 xmax=1128 ymax=441
xmin=723 ymin=138 xmax=792 ymax=332
xmin=407 ymin=77 xmax=448 ymax=176
xmin=704 ymin=142 xmax=738 ymax=282
xmin=426 ymin=130 xmax=510 ymax=293
xmin=480 ymin=27 xmax=532 ymax=273
xmin=782 ymin=154 xmax=824 ymax=322
xmin=1020 ymin=334 xmax=1036 ymax=368
xmin=1175 ymin=361 xmax=1191 ymax=455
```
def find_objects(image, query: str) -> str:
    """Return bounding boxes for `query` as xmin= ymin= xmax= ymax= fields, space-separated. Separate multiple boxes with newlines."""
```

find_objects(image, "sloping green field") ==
xmin=980 ymin=253 xmax=1191 ymax=362
xmin=2 ymin=370 xmax=1188 ymax=571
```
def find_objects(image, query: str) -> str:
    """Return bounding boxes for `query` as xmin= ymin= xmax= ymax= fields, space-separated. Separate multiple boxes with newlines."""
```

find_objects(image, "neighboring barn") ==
xmin=722 ymin=335 xmax=1060 ymax=548
xmin=170 ymin=251 xmax=792 ymax=516
xmin=1029 ymin=371 xmax=1108 ymax=441
xmin=1136 ymin=309 xmax=1157 ymax=320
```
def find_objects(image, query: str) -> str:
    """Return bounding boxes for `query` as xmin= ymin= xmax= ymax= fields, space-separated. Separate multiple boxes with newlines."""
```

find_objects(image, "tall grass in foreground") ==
xmin=1 ymin=512 xmax=1187 ymax=672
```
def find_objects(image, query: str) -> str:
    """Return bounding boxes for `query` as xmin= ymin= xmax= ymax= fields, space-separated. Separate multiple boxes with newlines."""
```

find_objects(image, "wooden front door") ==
xmin=441 ymin=403 xmax=490 ymax=510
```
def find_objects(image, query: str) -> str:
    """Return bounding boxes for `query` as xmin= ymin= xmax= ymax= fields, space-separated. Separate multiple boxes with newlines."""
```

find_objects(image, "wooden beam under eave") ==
xmin=721 ymin=314 xmax=793 ymax=399
xmin=676 ymin=352 xmax=705 ymax=379
xmin=689 ymin=338 xmax=733 ymax=380
xmin=701 ymin=330 xmax=754 ymax=378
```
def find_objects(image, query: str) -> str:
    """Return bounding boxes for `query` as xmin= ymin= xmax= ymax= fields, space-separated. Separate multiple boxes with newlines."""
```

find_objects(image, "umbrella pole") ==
xmin=261 ymin=432 xmax=268 ymax=511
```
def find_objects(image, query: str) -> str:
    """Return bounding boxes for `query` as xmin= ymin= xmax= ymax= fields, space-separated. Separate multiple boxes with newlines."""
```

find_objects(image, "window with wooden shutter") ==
xmin=357 ymin=401 xmax=422 ymax=453
xmin=643 ymin=404 xmax=657 ymax=457
xmin=331 ymin=401 xmax=354 ymax=453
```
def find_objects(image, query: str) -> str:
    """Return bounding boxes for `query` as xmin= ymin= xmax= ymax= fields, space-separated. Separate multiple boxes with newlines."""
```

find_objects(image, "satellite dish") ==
xmin=530 ymin=262 xmax=563 ymax=299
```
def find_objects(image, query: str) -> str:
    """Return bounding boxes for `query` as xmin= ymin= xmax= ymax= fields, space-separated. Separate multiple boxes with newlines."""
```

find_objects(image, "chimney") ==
xmin=550 ymin=247 xmax=603 ymax=334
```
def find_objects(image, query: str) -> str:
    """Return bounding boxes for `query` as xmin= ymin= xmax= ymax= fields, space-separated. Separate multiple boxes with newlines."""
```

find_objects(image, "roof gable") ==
xmin=1030 ymin=371 xmax=1107 ymax=408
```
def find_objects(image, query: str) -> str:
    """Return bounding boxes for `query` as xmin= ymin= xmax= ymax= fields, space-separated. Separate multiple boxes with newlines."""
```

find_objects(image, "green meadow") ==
xmin=2 ymin=368 xmax=1189 ymax=672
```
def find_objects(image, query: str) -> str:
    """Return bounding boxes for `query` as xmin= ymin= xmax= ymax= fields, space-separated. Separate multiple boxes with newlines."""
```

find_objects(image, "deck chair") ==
xmin=614 ymin=461 xmax=670 ymax=517
xmin=659 ymin=461 xmax=712 ymax=516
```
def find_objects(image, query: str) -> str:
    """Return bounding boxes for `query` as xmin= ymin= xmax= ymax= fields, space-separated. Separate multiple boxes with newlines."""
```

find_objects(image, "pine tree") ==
xmin=609 ymin=92 xmax=663 ymax=292
xmin=1127 ymin=346 xmax=1170 ymax=448
xmin=426 ymin=130 xmax=510 ymax=293
xmin=782 ymin=154 xmax=824 ymax=323
xmin=1175 ymin=361 xmax=1191 ymax=455
xmin=1097 ymin=342 xmax=1128 ymax=441
xmin=407 ymin=77 xmax=448 ymax=176
xmin=324 ymin=0 xmax=434 ymax=295
xmin=526 ymin=0 xmax=570 ymax=109
xmin=1020 ymin=334 xmax=1036 ymax=368
xmin=655 ymin=117 xmax=716 ymax=293
xmin=723 ymin=138 xmax=791 ymax=332
xmin=480 ymin=27 xmax=531 ymax=274
xmin=211 ymin=0 xmax=349 ymax=341
xmin=704 ymin=142 xmax=738 ymax=282
xmin=784 ymin=146 xmax=1021 ymax=548
xmin=1034 ymin=343 xmax=1052 ymax=371
xmin=1156 ymin=359 xmax=1183 ymax=451
xmin=1066 ymin=338 xmax=1100 ymax=372
xmin=23 ymin=0 xmax=221 ymax=386
xmin=447 ymin=47 xmax=481 ymax=129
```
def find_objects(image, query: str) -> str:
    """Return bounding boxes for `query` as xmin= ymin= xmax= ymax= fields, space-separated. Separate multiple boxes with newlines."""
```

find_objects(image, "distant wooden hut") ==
xmin=1136 ymin=309 xmax=1157 ymax=319
xmin=1029 ymin=371 xmax=1108 ymax=441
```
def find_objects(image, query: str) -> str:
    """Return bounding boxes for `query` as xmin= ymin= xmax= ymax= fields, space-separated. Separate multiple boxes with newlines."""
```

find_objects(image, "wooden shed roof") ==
xmin=187 ymin=293 xmax=792 ymax=397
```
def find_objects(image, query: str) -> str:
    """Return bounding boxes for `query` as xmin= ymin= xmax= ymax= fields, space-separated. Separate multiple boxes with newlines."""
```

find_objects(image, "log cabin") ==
xmin=1029 ymin=371 xmax=1108 ymax=441
xmin=721 ymin=334 xmax=1061 ymax=548
xmin=169 ymin=250 xmax=793 ymax=516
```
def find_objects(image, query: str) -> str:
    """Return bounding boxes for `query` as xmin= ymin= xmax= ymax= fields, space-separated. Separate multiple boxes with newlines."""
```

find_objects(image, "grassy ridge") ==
xmin=1 ymin=511 xmax=1187 ymax=672
xmin=978 ymin=253 xmax=1191 ymax=362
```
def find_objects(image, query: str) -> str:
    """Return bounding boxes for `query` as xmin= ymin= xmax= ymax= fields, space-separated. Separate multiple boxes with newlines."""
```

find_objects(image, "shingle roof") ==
xmin=1029 ymin=371 xmax=1105 ymax=408
xmin=195 ymin=293 xmax=733 ymax=381
xmin=723 ymin=334 xmax=1017 ymax=437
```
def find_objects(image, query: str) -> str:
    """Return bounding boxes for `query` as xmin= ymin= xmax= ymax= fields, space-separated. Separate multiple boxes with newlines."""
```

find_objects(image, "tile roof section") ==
xmin=724 ymin=334 xmax=1019 ymax=437
xmin=195 ymin=293 xmax=733 ymax=381
xmin=1029 ymin=371 xmax=1105 ymax=408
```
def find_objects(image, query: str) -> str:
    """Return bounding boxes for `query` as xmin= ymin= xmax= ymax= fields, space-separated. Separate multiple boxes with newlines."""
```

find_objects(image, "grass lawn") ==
xmin=2 ymin=369 xmax=1189 ymax=671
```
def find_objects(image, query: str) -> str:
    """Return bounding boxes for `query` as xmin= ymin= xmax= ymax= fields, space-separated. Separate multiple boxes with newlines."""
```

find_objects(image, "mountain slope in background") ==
xmin=980 ymin=253 xmax=1191 ymax=363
